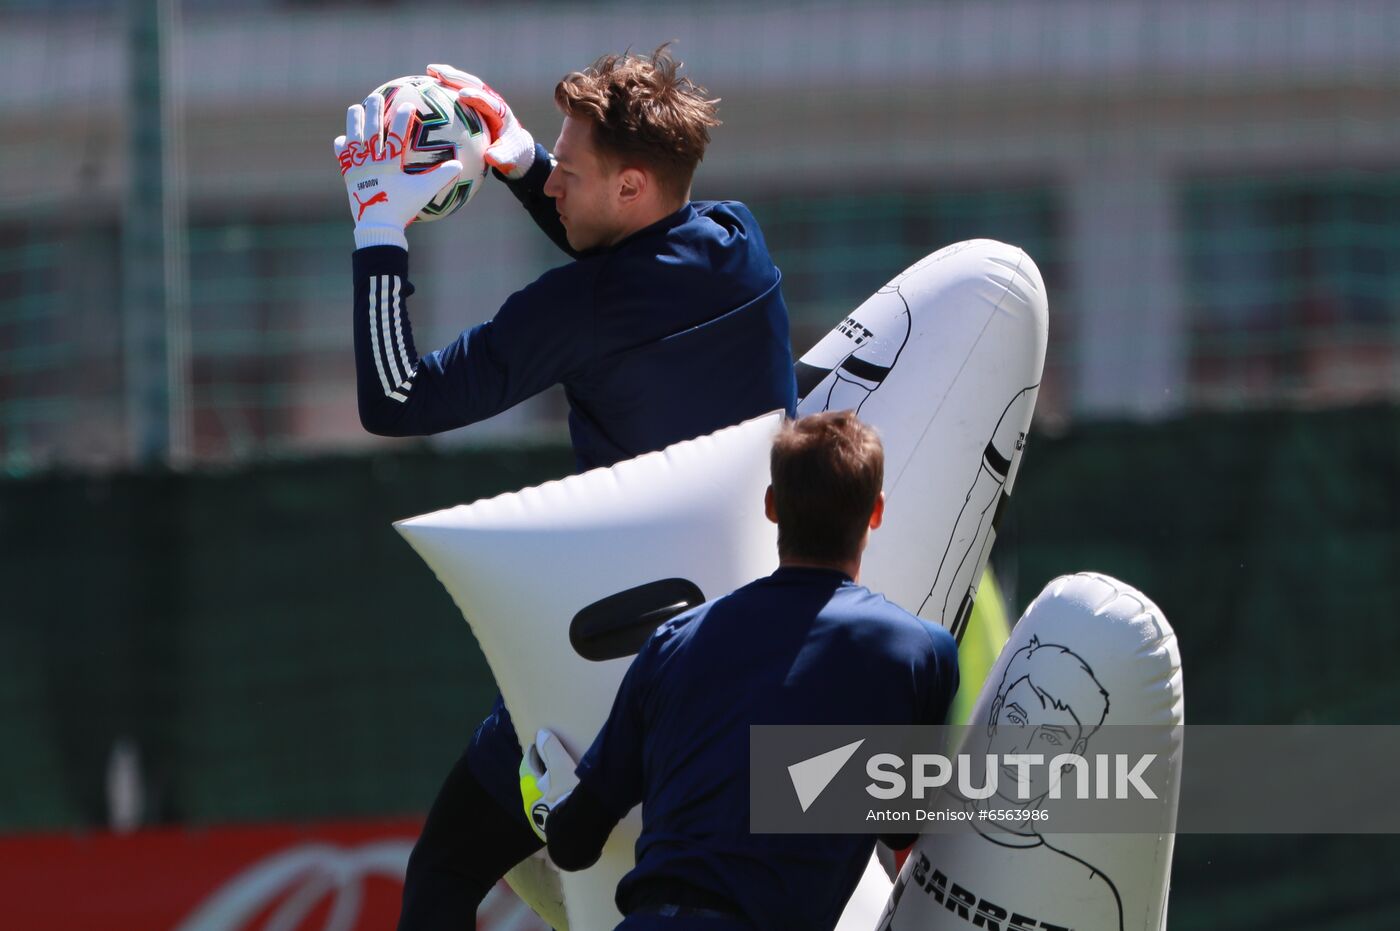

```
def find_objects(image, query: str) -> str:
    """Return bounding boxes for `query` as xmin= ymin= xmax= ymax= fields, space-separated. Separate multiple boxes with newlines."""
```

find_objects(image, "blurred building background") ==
xmin=3 ymin=0 xmax=1398 ymax=469
xmin=1 ymin=1 xmax=1398 ymax=929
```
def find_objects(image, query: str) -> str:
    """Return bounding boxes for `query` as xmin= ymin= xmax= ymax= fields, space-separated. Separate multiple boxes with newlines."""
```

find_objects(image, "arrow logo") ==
xmin=788 ymin=739 xmax=865 ymax=812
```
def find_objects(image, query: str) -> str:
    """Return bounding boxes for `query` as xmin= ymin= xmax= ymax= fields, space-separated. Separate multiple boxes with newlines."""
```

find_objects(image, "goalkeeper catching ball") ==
xmin=334 ymin=45 xmax=798 ymax=927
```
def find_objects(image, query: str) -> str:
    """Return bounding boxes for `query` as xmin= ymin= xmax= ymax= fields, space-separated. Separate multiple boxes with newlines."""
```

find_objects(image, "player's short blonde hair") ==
xmin=554 ymin=44 xmax=720 ymax=202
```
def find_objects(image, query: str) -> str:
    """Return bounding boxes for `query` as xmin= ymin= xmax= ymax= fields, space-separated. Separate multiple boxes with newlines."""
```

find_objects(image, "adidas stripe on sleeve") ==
xmin=351 ymin=245 xmax=595 ymax=438
xmin=366 ymin=272 xmax=416 ymax=403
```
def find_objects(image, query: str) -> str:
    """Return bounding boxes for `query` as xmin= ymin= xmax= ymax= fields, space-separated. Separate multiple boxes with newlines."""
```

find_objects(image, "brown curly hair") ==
xmin=554 ymin=44 xmax=721 ymax=202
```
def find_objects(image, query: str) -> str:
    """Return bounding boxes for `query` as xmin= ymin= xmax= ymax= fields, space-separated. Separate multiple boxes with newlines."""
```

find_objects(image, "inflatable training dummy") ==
xmin=794 ymin=239 xmax=1046 ymax=643
xmin=396 ymin=240 xmax=1048 ymax=928
xmin=875 ymin=572 xmax=1184 ymax=931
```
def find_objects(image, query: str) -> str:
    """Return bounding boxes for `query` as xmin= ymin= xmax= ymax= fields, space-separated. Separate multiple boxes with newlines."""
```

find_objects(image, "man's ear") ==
xmin=617 ymin=166 xmax=646 ymax=205
xmin=868 ymin=491 xmax=885 ymax=531
xmin=987 ymin=696 xmax=1002 ymax=738
xmin=764 ymin=485 xmax=778 ymax=524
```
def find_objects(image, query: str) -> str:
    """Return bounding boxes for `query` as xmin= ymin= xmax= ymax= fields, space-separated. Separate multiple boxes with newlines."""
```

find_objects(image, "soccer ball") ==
xmin=372 ymin=74 xmax=490 ymax=222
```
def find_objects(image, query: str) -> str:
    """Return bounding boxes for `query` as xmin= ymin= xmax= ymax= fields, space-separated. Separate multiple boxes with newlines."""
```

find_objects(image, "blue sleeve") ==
xmin=496 ymin=143 xmax=580 ymax=259
xmin=920 ymin=623 xmax=961 ymax=726
xmin=353 ymin=245 xmax=595 ymax=437
xmin=575 ymin=643 xmax=652 ymax=819
xmin=546 ymin=780 xmax=620 ymax=872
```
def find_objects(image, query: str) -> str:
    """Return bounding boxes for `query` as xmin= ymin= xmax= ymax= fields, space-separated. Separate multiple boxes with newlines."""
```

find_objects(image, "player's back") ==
xmin=561 ymin=200 xmax=797 ymax=468
xmin=614 ymin=566 xmax=959 ymax=930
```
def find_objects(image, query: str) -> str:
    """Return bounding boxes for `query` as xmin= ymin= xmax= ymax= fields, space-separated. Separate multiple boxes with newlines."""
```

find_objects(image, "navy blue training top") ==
xmin=352 ymin=144 xmax=797 ymax=471
xmin=575 ymin=567 xmax=960 ymax=930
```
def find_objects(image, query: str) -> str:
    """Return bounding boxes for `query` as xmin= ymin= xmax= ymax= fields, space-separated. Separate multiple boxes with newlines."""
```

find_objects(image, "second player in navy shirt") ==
xmin=577 ymin=569 xmax=959 ymax=929
xmin=539 ymin=413 xmax=960 ymax=930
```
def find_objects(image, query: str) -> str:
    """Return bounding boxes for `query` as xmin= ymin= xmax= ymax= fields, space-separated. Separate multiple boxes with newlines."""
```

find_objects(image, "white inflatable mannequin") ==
xmin=796 ymin=240 xmax=1047 ymax=640
xmin=797 ymin=239 xmax=1047 ymax=928
xmin=875 ymin=573 xmax=1184 ymax=931
xmin=397 ymin=240 xmax=1049 ymax=929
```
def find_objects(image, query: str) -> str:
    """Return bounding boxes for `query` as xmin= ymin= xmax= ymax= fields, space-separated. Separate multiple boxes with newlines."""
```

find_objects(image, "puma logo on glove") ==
xmin=353 ymin=190 xmax=389 ymax=221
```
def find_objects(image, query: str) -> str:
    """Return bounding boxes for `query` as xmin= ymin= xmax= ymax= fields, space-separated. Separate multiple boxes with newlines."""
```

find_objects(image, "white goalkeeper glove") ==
xmin=518 ymin=728 xmax=579 ymax=842
xmin=426 ymin=64 xmax=537 ymax=180
xmin=333 ymin=91 xmax=462 ymax=250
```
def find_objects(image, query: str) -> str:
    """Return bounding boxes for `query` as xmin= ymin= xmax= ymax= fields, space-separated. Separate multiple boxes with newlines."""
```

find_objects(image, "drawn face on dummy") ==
xmin=987 ymin=637 xmax=1109 ymax=804
xmin=544 ymin=116 xmax=650 ymax=253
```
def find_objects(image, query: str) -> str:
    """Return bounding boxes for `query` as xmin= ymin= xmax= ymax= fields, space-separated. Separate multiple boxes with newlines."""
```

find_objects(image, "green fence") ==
xmin=1 ymin=443 xmax=574 ymax=829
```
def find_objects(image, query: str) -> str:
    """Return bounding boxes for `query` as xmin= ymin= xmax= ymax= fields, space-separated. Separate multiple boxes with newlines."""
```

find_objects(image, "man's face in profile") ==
xmin=544 ymin=116 xmax=627 ymax=252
